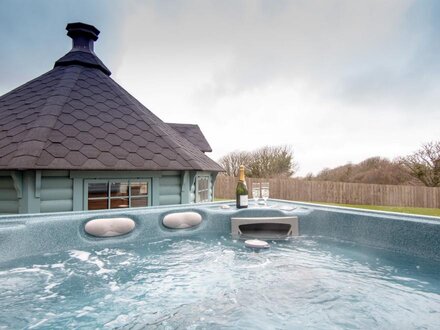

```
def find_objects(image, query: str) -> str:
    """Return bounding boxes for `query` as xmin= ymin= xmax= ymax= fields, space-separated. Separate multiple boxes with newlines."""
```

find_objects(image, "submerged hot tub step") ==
xmin=231 ymin=216 xmax=299 ymax=239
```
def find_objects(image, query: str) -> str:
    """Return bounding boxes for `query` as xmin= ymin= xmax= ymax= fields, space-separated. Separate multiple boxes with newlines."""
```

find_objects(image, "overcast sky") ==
xmin=1 ymin=0 xmax=439 ymax=175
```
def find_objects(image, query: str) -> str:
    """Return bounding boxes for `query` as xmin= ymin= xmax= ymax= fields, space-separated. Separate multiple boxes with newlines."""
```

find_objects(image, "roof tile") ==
xmin=59 ymin=114 xmax=77 ymax=125
xmin=62 ymin=137 xmax=83 ymax=150
xmin=49 ymin=131 xmax=67 ymax=142
xmin=65 ymin=151 xmax=88 ymax=166
xmin=62 ymin=125 xmax=80 ymax=137
xmin=152 ymin=154 xmax=170 ymax=167
xmin=136 ymin=148 xmax=155 ymax=159
xmin=46 ymin=143 xmax=70 ymax=157
xmin=130 ymin=135 xmax=148 ymax=147
xmin=74 ymin=121 xmax=92 ymax=132
xmin=99 ymin=152 xmax=118 ymax=166
xmin=147 ymin=142 xmax=162 ymax=154
xmin=105 ymin=133 xmax=123 ymax=145
xmin=35 ymin=150 xmax=55 ymax=166
xmin=116 ymin=130 xmax=133 ymax=141
xmin=89 ymin=127 xmax=107 ymax=139
xmin=94 ymin=139 xmax=112 ymax=152
xmin=111 ymin=146 xmax=129 ymax=159
xmin=79 ymin=145 xmax=100 ymax=158
xmin=126 ymin=154 xmax=145 ymax=167
xmin=120 ymin=141 xmax=139 ymax=153
xmin=112 ymin=118 xmax=128 ymax=129
xmin=87 ymin=116 xmax=104 ymax=127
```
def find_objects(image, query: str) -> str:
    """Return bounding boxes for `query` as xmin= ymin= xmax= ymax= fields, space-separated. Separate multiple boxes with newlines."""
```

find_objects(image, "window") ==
xmin=87 ymin=180 xmax=150 ymax=210
xmin=196 ymin=176 xmax=210 ymax=203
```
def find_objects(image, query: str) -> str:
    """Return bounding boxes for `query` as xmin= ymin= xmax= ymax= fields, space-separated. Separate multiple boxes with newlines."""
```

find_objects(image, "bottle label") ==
xmin=240 ymin=195 xmax=248 ymax=206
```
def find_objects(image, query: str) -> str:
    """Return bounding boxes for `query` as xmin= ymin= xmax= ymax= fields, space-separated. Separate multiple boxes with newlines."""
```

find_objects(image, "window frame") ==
xmin=84 ymin=178 xmax=152 ymax=210
xmin=195 ymin=175 xmax=211 ymax=203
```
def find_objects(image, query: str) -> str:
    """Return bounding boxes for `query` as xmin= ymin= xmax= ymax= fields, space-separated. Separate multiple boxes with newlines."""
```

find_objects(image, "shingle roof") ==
xmin=167 ymin=123 xmax=212 ymax=153
xmin=0 ymin=22 xmax=223 ymax=172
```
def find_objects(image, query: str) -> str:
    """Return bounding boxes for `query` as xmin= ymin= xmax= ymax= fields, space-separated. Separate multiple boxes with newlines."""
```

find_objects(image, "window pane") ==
xmin=110 ymin=182 xmax=129 ymax=197
xmin=196 ymin=176 xmax=210 ymax=203
xmin=88 ymin=183 xmax=108 ymax=198
xmin=131 ymin=181 xmax=148 ymax=196
xmin=110 ymin=198 xmax=129 ymax=209
xmin=88 ymin=199 xmax=108 ymax=210
xmin=131 ymin=197 xmax=148 ymax=208
xmin=198 ymin=190 xmax=209 ymax=203
xmin=198 ymin=177 xmax=208 ymax=191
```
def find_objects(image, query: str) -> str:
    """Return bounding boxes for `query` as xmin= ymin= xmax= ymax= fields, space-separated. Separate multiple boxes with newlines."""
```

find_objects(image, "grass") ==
xmin=214 ymin=198 xmax=231 ymax=202
xmin=313 ymin=202 xmax=440 ymax=217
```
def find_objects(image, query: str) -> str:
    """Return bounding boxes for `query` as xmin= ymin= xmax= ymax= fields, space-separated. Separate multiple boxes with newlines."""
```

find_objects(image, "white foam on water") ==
xmin=69 ymin=250 xmax=114 ymax=275
xmin=119 ymin=261 xmax=131 ymax=266
xmin=42 ymin=282 xmax=58 ymax=299
xmin=104 ymin=314 xmax=130 ymax=328
xmin=109 ymin=281 xmax=120 ymax=292
xmin=28 ymin=318 xmax=48 ymax=329
xmin=76 ymin=306 xmax=96 ymax=318
xmin=51 ymin=263 xmax=64 ymax=269
xmin=93 ymin=258 xmax=113 ymax=275
xmin=69 ymin=250 xmax=91 ymax=261
xmin=242 ymin=258 xmax=272 ymax=269
xmin=9 ymin=267 xmax=41 ymax=274
xmin=148 ymin=238 xmax=172 ymax=245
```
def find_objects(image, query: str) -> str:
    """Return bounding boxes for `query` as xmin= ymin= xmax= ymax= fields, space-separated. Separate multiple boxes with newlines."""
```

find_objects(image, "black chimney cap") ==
xmin=66 ymin=22 xmax=100 ymax=41
xmin=54 ymin=22 xmax=111 ymax=75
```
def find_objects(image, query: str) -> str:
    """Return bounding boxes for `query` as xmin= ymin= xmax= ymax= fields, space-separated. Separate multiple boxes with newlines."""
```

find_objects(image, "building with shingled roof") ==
xmin=0 ymin=22 xmax=224 ymax=214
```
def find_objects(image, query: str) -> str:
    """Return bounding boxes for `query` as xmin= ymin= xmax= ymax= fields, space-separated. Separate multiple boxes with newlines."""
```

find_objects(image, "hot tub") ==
xmin=0 ymin=200 xmax=439 ymax=328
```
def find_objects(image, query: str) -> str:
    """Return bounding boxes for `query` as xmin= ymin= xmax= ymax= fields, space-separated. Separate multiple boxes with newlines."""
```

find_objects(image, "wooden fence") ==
xmin=214 ymin=176 xmax=440 ymax=208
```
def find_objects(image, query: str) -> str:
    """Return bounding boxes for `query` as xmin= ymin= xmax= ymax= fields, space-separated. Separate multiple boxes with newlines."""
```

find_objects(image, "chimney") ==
xmin=66 ymin=22 xmax=100 ymax=52
xmin=54 ymin=22 xmax=111 ymax=76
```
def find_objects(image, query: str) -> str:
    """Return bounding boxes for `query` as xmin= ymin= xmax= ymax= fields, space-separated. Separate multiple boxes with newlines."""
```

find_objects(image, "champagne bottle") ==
xmin=236 ymin=165 xmax=248 ymax=209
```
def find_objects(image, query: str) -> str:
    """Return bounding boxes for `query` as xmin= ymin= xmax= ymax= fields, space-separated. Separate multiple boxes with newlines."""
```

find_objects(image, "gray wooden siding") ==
xmin=0 ymin=175 xmax=19 ymax=214
xmin=40 ymin=172 xmax=73 ymax=213
xmin=159 ymin=171 xmax=181 ymax=205
xmin=0 ymin=169 xmax=215 ymax=214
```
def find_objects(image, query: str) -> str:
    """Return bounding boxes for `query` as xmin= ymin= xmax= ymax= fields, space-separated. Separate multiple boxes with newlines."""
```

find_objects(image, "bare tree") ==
xmin=218 ymin=145 xmax=298 ymax=178
xmin=248 ymin=145 xmax=298 ymax=178
xmin=399 ymin=141 xmax=440 ymax=187
xmin=218 ymin=151 xmax=252 ymax=177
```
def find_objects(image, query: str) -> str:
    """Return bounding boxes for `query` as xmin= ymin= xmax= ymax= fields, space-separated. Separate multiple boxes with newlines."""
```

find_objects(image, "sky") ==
xmin=0 ymin=0 xmax=439 ymax=176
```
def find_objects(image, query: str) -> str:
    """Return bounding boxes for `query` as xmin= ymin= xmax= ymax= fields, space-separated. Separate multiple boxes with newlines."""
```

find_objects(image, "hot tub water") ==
xmin=0 ymin=235 xmax=439 ymax=329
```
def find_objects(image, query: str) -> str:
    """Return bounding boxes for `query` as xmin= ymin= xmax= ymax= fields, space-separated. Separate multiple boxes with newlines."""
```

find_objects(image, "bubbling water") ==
xmin=0 ymin=236 xmax=439 ymax=329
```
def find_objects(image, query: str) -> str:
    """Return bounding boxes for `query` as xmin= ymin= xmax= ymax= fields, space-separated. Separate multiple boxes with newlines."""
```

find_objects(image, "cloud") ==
xmin=115 ymin=0 xmax=417 ymax=108
xmin=2 ymin=0 xmax=439 ymax=175
xmin=0 ymin=0 xmax=127 ymax=94
xmin=112 ymin=0 xmax=440 ymax=175
xmin=121 ymin=0 xmax=438 ymax=115
xmin=337 ymin=0 xmax=440 ymax=111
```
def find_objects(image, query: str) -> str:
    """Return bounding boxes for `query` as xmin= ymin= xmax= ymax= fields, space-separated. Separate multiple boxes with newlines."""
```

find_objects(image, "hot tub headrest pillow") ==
xmin=85 ymin=218 xmax=136 ymax=237
xmin=162 ymin=212 xmax=203 ymax=229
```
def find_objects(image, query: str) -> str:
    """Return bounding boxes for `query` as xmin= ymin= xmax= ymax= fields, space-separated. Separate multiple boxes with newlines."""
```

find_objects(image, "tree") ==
xmin=218 ymin=145 xmax=298 ymax=178
xmin=308 ymin=157 xmax=416 ymax=185
xmin=248 ymin=145 xmax=298 ymax=178
xmin=218 ymin=151 xmax=252 ymax=177
xmin=399 ymin=141 xmax=440 ymax=187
